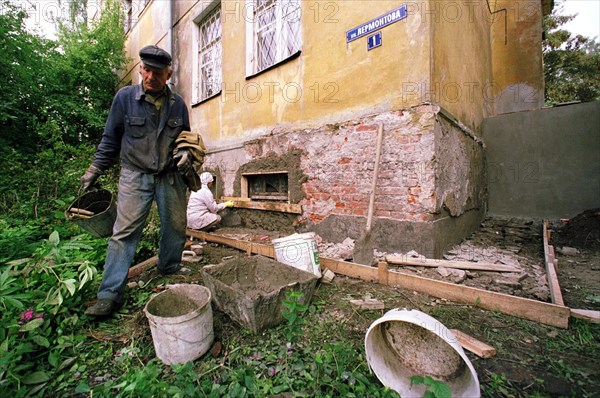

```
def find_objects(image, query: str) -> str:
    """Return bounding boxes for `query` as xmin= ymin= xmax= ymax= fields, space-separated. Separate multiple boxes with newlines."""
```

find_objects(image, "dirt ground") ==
xmin=137 ymin=211 xmax=599 ymax=396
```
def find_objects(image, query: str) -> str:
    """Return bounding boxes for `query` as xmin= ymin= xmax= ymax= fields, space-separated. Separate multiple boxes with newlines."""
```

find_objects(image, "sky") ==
xmin=560 ymin=0 xmax=600 ymax=40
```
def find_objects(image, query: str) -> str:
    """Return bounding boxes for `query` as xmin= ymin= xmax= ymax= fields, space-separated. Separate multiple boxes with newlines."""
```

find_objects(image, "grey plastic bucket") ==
xmin=144 ymin=284 xmax=214 ymax=365
xmin=65 ymin=189 xmax=117 ymax=238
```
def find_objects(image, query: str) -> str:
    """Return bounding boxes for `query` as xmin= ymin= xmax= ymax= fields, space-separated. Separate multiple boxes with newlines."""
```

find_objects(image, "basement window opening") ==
xmin=242 ymin=172 xmax=289 ymax=201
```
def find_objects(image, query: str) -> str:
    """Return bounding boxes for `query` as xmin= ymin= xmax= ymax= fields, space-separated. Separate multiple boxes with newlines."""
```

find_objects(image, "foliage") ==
xmin=543 ymin=0 xmax=600 ymax=104
xmin=281 ymin=290 xmax=309 ymax=342
xmin=410 ymin=375 xmax=452 ymax=398
xmin=0 ymin=231 xmax=98 ymax=396
xmin=0 ymin=0 xmax=125 ymax=232
xmin=0 ymin=0 xmax=128 ymax=152
xmin=80 ymin=299 xmax=400 ymax=398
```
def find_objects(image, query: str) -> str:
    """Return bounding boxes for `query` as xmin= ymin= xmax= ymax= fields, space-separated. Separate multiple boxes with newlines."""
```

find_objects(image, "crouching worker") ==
xmin=187 ymin=172 xmax=234 ymax=231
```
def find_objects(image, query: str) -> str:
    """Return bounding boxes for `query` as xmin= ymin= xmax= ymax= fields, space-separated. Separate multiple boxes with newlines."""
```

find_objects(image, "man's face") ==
xmin=141 ymin=63 xmax=171 ymax=93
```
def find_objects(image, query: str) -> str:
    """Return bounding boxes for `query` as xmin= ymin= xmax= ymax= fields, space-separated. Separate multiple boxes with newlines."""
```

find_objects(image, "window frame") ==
xmin=245 ymin=0 xmax=301 ymax=77
xmin=192 ymin=1 xmax=223 ymax=105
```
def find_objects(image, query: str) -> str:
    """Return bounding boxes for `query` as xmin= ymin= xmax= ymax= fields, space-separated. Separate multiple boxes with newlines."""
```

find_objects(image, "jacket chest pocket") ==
xmin=125 ymin=116 xmax=146 ymax=138
xmin=166 ymin=118 xmax=183 ymax=137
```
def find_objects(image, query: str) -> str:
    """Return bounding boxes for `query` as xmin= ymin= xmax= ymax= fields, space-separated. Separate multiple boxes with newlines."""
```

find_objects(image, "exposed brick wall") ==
xmin=203 ymin=104 xmax=485 ymax=239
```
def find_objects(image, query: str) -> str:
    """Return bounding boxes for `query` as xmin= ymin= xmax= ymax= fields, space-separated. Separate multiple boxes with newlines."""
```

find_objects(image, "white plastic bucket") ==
xmin=143 ymin=284 xmax=214 ymax=365
xmin=365 ymin=309 xmax=480 ymax=398
xmin=272 ymin=232 xmax=321 ymax=277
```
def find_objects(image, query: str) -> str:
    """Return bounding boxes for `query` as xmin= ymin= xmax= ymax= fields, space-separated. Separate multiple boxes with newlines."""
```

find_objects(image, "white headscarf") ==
xmin=200 ymin=172 xmax=214 ymax=188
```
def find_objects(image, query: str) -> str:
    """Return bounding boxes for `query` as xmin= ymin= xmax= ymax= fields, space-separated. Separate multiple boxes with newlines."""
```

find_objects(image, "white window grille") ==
xmin=193 ymin=5 xmax=222 ymax=103
xmin=246 ymin=0 xmax=301 ymax=76
xmin=123 ymin=0 xmax=133 ymax=32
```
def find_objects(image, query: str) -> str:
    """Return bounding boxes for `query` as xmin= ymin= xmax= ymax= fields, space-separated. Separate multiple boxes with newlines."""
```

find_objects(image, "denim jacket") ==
xmin=92 ymin=84 xmax=190 ymax=174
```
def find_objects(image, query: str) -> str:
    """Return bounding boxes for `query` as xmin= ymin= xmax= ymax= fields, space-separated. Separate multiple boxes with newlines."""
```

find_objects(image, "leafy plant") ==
xmin=0 ymin=231 xmax=98 ymax=396
xmin=281 ymin=290 xmax=309 ymax=342
xmin=410 ymin=375 xmax=452 ymax=398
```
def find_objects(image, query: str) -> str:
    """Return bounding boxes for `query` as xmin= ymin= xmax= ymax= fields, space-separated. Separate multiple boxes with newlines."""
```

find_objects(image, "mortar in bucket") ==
xmin=272 ymin=232 xmax=321 ymax=277
xmin=364 ymin=308 xmax=480 ymax=397
xmin=65 ymin=189 xmax=117 ymax=238
xmin=144 ymin=284 xmax=214 ymax=365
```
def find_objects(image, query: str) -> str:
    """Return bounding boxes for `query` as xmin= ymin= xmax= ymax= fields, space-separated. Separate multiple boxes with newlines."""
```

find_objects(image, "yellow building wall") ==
xmin=431 ymin=0 xmax=494 ymax=132
xmin=491 ymin=0 xmax=545 ymax=114
xmin=173 ymin=0 xmax=430 ymax=147
xmin=124 ymin=0 xmax=546 ymax=144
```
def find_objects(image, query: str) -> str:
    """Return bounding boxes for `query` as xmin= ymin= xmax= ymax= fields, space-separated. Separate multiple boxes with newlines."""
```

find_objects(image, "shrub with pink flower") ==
xmin=18 ymin=308 xmax=44 ymax=325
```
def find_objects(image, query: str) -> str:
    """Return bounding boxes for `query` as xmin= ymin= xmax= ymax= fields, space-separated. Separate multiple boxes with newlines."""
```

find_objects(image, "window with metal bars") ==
xmin=194 ymin=5 xmax=222 ymax=103
xmin=247 ymin=0 xmax=301 ymax=75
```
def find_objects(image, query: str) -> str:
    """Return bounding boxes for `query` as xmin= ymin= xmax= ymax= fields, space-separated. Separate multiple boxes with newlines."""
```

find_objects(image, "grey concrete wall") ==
xmin=483 ymin=101 xmax=600 ymax=219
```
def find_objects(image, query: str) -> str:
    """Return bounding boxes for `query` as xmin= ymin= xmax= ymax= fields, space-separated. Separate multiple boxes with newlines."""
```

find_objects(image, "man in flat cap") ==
xmin=81 ymin=45 xmax=193 ymax=317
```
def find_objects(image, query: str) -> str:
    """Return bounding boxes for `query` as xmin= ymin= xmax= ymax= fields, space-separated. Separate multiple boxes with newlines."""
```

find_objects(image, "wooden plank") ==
xmin=187 ymin=230 xmax=275 ymax=258
xmin=222 ymin=196 xmax=251 ymax=202
xmin=323 ymin=258 xmax=569 ymax=329
xmin=186 ymin=232 xmax=570 ymax=329
xmin=350 ymin=298 xmax=385 ymax=310
xmin=570 ymin=309 xmax=600 ymax=323
xmin=320 ymin=257 xmax=378 ymax=282
xmin=385 ymin=255 xmax=519 ymax=273
xmin=241 ymin=170 xmax=288 ymax=176
xmin=127 ymin=255 xmax=158 ymax=279
xmin=449 ymin=329 xmax=497 ymax=358
xmin=543 ymin=220 xmax=565 ymax=306
xmin=219 ymin=197 xmax=302 ymax=214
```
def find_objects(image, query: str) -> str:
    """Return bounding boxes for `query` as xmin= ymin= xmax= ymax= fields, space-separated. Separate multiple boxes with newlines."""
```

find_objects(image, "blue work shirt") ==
xmin=92 ymin=84 xmax=190 ymax=174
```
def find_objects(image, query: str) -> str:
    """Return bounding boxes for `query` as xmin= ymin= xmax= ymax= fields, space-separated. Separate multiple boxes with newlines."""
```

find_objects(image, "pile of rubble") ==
xmin=316 ymin=217 xmax=551 ymax=301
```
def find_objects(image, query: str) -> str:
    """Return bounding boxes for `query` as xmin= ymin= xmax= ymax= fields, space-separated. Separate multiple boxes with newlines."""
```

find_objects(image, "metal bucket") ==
xmin=65 ymin=189 xmax=117 ymax=238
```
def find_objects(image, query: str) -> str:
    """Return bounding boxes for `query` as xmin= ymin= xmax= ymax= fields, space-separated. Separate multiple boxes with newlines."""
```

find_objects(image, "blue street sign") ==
xmin=346 ymin=4 xmax=408 ymax=43
xmin=367 ymin=32 xmax=383 ymax=50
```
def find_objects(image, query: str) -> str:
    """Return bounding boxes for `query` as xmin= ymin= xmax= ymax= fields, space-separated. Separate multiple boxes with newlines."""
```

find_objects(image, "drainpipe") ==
xmin=168 ymin=0 xmax=174 ymax=89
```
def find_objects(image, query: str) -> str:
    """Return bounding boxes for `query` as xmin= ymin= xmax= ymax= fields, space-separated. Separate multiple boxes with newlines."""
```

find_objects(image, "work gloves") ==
xmin=173 ymin=149 xmax=193 ymax=175
xmin=80 ymin=164 xmax=103 ymax=192
xmin=224 ymin=200 xmax=235 ymax=208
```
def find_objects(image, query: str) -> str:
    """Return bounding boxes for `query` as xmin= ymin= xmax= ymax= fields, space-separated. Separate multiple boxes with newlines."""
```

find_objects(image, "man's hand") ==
xmin=174 ymin=150 xmax=193 ymax=175
xmin=80 ymin=164 xmax=102 ymax=192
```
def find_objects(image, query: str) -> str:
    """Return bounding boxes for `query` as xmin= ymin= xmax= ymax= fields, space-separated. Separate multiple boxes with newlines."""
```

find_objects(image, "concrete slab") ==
xmin=201 ymin=255 xmax=319 ymax=333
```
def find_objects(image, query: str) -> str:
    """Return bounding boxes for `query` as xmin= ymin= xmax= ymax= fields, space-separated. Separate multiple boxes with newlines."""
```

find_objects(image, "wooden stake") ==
xmin=378 ymin=261 xmax=389 ymax=285
xmin=543 ymin=219 xmax=565 ymax=306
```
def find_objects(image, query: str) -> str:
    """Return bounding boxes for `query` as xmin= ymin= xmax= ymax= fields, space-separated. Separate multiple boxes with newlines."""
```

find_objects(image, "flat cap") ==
xmin=139 ymin=45 xmax=172 ymax=69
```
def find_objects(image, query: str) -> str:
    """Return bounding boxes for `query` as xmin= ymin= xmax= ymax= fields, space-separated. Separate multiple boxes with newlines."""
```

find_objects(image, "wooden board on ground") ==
xmin=128 ymin=255 xmax=158 ymax=279
xmin=385 ymin=255 xmax=520 ymax=272
xmin=187 ymin=229 xmax=275 ymax=258
xmin=320 ymin=258 xmax=570 ymax=329
xmin=450 ymin=329 xmax=497 ymax=358
xmin=349 ymin=298 xmax=385 ymax=310
xmin=570 ymin=309 xmax=600 ymax=323
xmin=191 ymin=232 xmax=571 ymax=329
